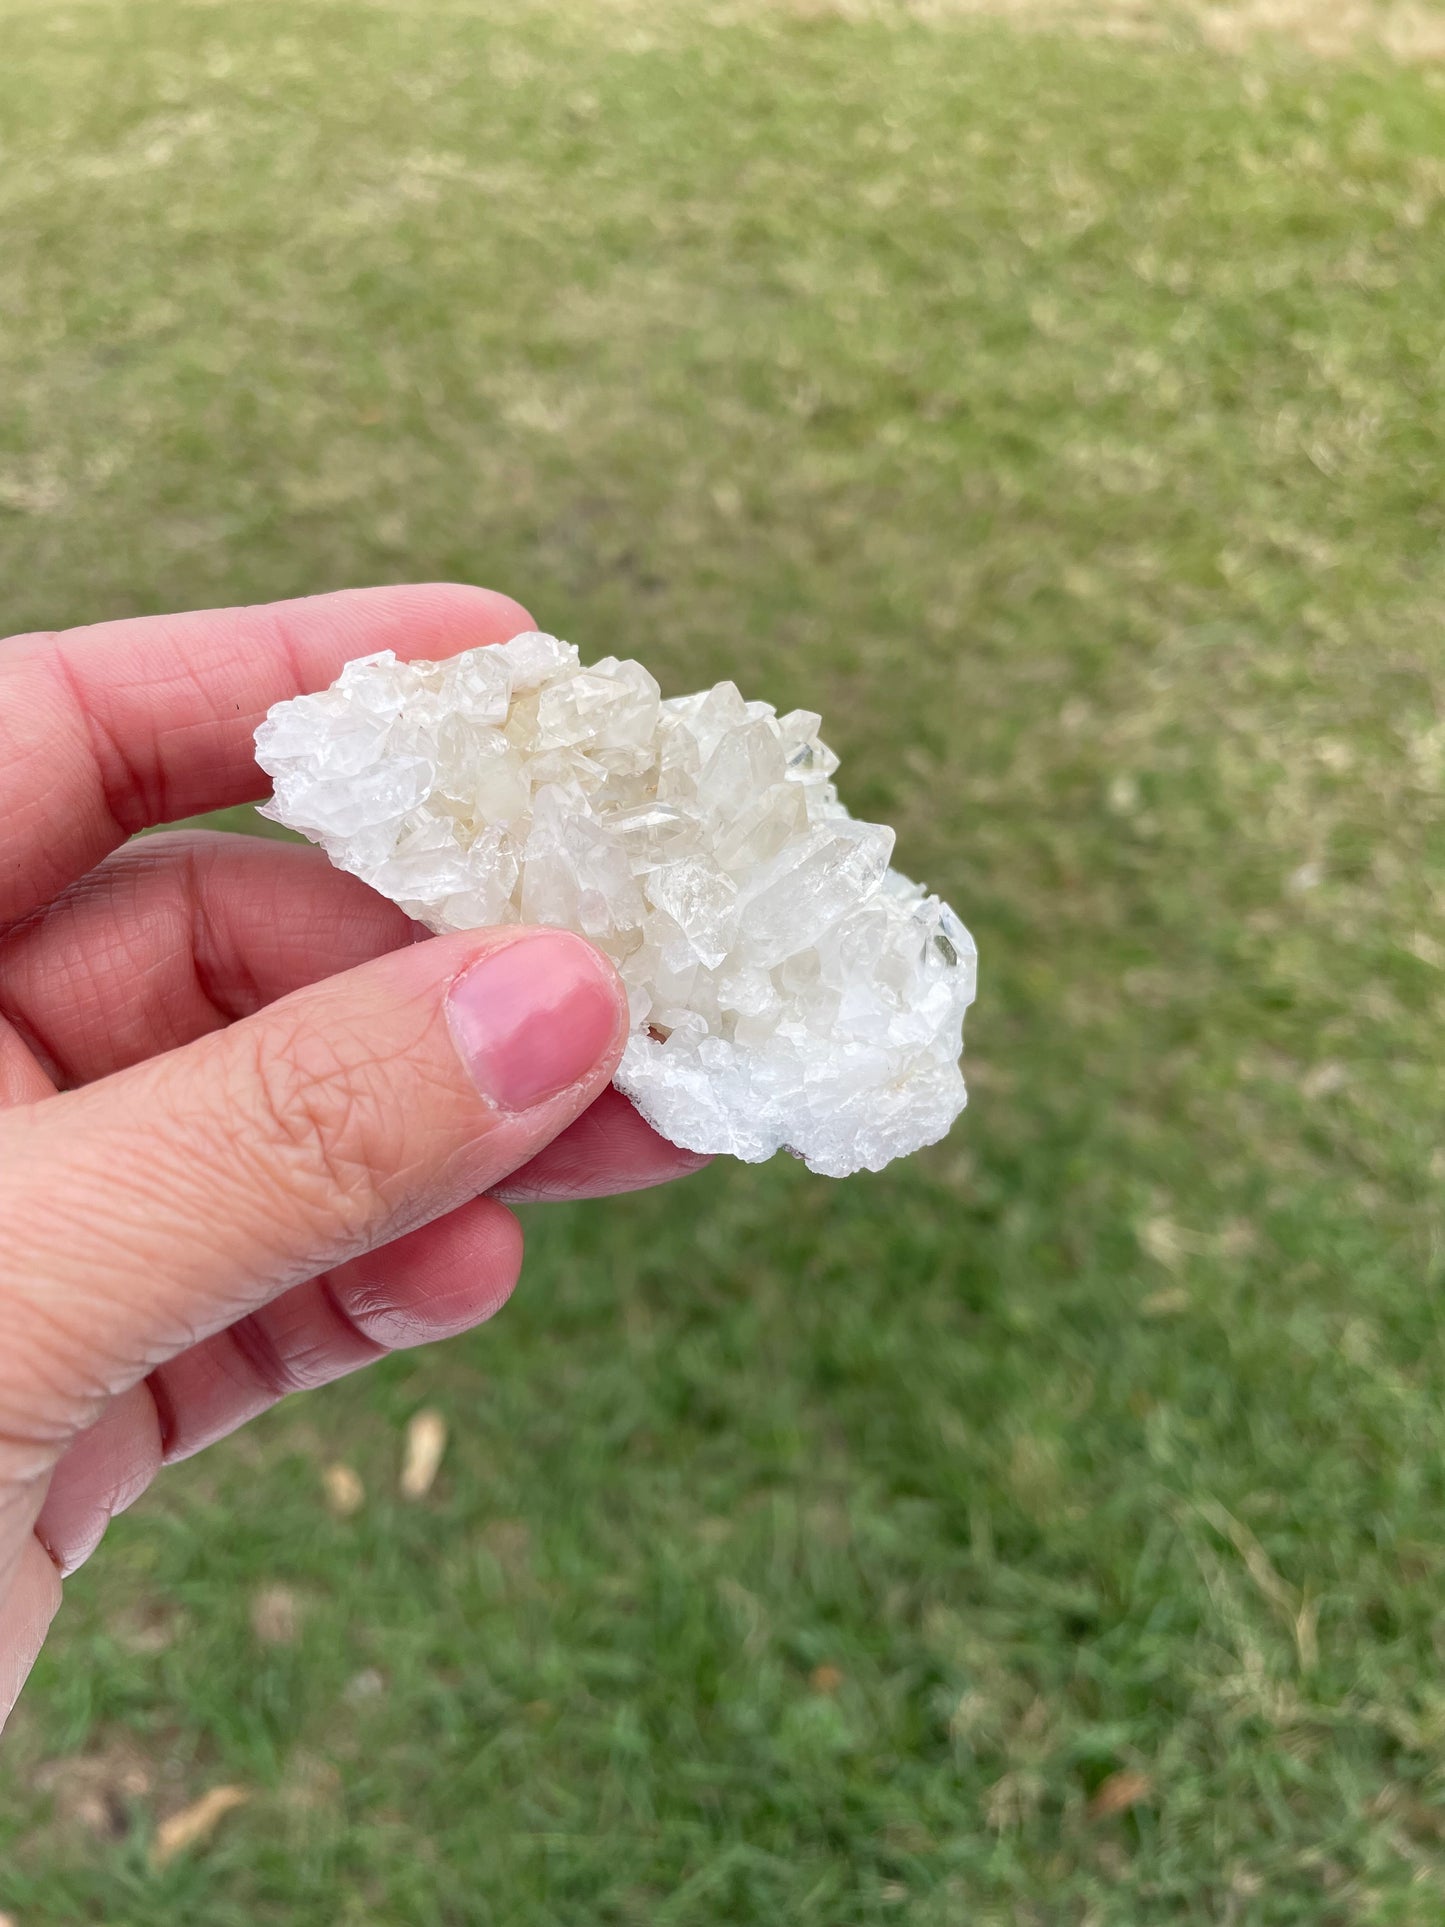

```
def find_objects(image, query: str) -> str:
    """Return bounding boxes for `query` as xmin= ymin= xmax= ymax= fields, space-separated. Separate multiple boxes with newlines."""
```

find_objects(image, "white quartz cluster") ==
xmin=255 ymin=634 xmax=975 ymax=1176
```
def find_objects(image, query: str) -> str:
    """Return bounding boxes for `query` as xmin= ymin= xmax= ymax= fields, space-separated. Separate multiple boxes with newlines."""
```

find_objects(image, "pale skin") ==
xmin=0 ymin=583 xmax=708 ymax=1733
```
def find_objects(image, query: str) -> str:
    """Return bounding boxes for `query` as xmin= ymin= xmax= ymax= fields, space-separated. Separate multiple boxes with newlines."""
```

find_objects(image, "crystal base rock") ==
xmin=255 ymin=634 xmax=976 ymax=1177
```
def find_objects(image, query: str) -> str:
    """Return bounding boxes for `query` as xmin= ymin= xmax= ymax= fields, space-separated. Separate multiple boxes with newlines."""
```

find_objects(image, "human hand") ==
xmin=0 ymin=584 xmax=706 ymax=1732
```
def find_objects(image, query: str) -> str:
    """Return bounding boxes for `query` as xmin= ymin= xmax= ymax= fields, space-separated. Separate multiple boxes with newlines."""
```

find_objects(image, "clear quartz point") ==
xmin=254 ymin=634 xmax=976 ymax=1175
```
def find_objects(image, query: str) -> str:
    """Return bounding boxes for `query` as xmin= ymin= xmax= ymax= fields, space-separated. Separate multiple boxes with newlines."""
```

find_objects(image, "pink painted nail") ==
xmin=445 ymin=932 xmax=620 ymax=1113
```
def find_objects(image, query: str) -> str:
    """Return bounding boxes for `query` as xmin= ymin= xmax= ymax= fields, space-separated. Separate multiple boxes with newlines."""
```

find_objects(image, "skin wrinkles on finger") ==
xmin=0 ymin=1117 xmax=250 ymax=1394
xmin=2 ymin=883 xmax=181 ymax=1090
xmin=0 ymin=1143 xmax=167 ymax=1459
xmin=223 ymin=1001 xmax=441 ymax=1250
xmin=0 ymin=839 xmax=238 ymax=1080
xmin=0 ymin=676 xmax=110 ymax=928
xmin=0 ymin=1133 xmax=361 ymax=1425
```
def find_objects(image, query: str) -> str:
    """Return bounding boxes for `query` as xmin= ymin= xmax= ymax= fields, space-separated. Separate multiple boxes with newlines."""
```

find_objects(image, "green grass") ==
xmin=2 ymin=0 xmax=1444 ymax=1919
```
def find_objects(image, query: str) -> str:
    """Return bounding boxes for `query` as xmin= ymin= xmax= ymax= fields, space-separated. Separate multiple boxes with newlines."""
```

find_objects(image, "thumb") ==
xmin=0 ymin=927 xmax=625 ymax=1453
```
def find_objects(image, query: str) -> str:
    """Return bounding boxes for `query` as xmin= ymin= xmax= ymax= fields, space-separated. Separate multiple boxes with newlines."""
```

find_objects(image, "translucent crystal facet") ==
xmin=255 ymin=635 xmax=976 ymax=1176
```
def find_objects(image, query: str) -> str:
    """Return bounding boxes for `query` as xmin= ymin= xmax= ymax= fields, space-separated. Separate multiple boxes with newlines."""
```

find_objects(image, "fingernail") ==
xmin=446 ymin=933 xmax=621 ymax=1112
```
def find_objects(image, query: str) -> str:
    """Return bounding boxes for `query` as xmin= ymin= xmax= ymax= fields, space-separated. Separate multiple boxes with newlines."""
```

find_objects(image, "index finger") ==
xmin=0 ymin=583 xmax=534 ymax=928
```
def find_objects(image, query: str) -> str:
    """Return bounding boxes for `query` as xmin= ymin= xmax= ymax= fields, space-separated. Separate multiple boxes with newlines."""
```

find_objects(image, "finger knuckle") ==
xmin=234 ymin=1014 xmax=397 ymax=1245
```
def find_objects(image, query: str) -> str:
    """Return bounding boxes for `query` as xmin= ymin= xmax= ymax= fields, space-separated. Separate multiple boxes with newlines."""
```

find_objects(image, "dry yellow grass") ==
xmin=802 ymin=0 xmax=1445 ymax=61
xmin=476 ymin=0 xmax=1445 ymax=61
xmin=13 ymin=0 xmax=1441 ymax=61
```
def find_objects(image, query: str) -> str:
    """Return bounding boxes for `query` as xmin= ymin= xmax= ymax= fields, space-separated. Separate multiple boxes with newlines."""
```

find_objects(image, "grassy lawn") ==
xmin=2 ymin=0 xmax=1443 ymax=1918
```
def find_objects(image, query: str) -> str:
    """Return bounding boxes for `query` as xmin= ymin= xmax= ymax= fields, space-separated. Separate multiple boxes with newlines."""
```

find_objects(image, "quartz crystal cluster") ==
xmin=255 ymin=634 xmax=976 ymax=1176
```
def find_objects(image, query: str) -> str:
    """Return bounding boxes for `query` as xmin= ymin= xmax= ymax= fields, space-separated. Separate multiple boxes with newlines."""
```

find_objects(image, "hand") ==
xmin=0 ymin=584 xmax=706 ymax=1732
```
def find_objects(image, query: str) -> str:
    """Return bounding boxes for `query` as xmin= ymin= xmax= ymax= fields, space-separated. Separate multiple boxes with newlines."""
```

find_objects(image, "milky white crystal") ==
xmin=254 ymin=634 xmax=976 ymax=1176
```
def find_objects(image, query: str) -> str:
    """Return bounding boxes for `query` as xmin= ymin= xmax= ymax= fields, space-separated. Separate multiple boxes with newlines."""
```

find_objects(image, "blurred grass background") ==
xmin=1 ymin=0 xmax=1443 ymax=1920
